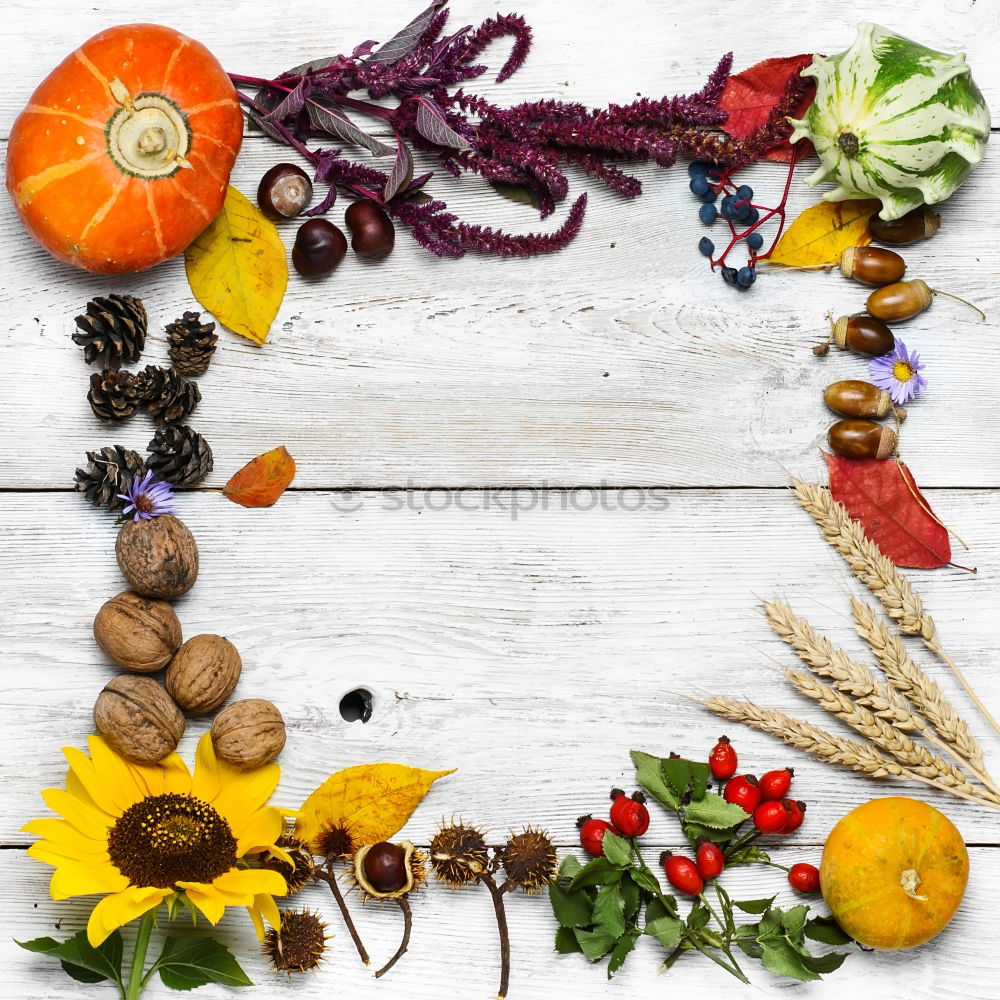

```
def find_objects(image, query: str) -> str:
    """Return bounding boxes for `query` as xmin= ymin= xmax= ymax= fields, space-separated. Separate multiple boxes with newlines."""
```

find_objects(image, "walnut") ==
xmin=165 ymin=634 xmax=242 ymax=714
xmin=211 ymin=698 xmax=285 ymax=768
xmin=93 ymin=674 xmax=185 ymax=763
xmin=93 ymin=590 xmax=182 ymax=673
xmin=116 ymin=515 xmax=199 ymax=600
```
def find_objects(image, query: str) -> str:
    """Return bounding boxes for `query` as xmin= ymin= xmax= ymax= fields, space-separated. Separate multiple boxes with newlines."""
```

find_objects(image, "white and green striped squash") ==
xmin=788 ymin=23 xmax=990 ymax=220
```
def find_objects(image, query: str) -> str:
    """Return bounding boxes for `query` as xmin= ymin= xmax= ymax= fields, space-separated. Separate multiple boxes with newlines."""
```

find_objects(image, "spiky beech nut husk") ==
xmin=353 ymin=841 xmax=426 ymax=900
xmin=314 ymin=821 xmax=356 ymax=862
xmin=264 ymin=908 xmax=328 ymax=974
xmin=93 ymin=590 xmax=182 ymax=673
xmin=93 ymin=674 xmax=185 ymax=763
xmin=165 ymin=634 xmax=241 ymax=714
xmin=499 ymin=827 xmax=556 ymax=893
xmin=211 ymin=698 xmax=285 ymax=768
xmin=429 ymin=822 xmax=490 ymax=887
xmin=116 ymin=514 xmax=199 ymax=599
xmin=260 ymin=834 xmax=315 ymax=894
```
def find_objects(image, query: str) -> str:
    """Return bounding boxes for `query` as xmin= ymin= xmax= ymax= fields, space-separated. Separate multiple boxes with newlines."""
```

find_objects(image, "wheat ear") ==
xmin=700 ymin=697 xmax=1000 ymax=811
xmin=784 ymin=670 xmax=993 ymax=804
xmin=763 ymin=599 xmax=983 ymax=784
xmin=850 ymin=596 xmax=1000 ymax=799
xmin=790 ymin=478 xmax=1000 ymax=738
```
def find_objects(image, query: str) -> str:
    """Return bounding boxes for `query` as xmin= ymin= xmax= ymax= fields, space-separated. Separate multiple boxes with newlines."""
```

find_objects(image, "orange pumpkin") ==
xmin=6 ymin=23 xmax=242 ymax=273
xmin=821 ymin=797 xmax=968 ymax=950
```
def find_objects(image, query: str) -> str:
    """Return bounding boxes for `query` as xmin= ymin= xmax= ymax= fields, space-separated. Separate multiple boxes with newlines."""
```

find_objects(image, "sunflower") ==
xmin=23 ymin=732 xmax=290 ymax=946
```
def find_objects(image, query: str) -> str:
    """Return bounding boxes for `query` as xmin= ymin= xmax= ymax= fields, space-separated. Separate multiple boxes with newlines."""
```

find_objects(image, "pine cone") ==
xmin=72 ymin=295 xmax=147 ymax=370
xmin=148 ymin=425 xmax=213 ymax=487
xmin=88 ymin=369 xmax=140 ymax=423
xmin=135 ymin=365 xmax=202 ymax=425
xmin=167 ymin=311 xmax=218 ymax=376
xmin=75 ymin=445 xmax=147 ymax=510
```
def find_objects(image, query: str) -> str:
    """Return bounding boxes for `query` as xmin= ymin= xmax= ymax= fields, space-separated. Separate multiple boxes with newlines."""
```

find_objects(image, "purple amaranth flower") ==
xmin=117 ymin=470 xmax=177 ymax=521
xmin=869 ymin=339 xmax=927 ymax=405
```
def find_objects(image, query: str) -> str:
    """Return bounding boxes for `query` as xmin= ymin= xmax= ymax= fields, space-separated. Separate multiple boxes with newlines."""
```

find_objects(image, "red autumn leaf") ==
xmin=824 ymin=453 xmax=950 ymax=569
xmin=224 ymin=445 xmax=296 ymax=508
xmin=719 ymin=54 xmax=816 ymax=162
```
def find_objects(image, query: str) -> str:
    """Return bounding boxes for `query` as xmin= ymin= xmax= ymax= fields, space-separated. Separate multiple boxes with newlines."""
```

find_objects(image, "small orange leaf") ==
xmin=223 ymin=446 xmax=296 ymax=507
xmin=770 ymin=199 xmax=881 ymax=268
xmin=294 ymin=763 xmax=455 ymax=852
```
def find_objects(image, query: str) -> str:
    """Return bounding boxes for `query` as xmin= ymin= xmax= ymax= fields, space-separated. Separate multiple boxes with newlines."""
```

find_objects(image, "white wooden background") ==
xmin=2 ymin=2 xmax=999 ymax=998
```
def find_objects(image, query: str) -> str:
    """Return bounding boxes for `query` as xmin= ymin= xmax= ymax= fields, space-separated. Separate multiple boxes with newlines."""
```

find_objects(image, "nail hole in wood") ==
xmin=340 ymin=688 xmax=373 ymax=723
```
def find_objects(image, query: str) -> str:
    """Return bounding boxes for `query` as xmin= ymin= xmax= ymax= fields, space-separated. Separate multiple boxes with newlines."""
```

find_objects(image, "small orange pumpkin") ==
xmin=6 ymin=23 xmax=242 ymax=273
xmin=821 ymin=797 xmax=968 ymax=950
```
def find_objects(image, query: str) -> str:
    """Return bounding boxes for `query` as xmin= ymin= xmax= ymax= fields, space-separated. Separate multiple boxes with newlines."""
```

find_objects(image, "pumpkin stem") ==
xmin=837 ymin=131 xmax=861 ymax=158
xmin=900 ymin=868 xmax=928 ymax=901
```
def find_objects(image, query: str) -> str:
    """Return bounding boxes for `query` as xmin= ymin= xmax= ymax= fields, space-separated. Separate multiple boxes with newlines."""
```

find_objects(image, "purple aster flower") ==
xmin=869 ymin=339 xmax=927 ymax=405
xmin=117 ymin=470 xmax=177 ymax=521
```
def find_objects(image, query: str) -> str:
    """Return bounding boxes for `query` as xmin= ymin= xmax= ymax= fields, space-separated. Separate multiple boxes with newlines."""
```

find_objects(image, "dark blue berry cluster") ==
xmin=689 ymin=161 xmax=767 ymax=289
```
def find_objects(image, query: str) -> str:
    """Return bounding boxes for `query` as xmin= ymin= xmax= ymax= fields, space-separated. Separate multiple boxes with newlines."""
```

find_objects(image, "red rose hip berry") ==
xmin=708 ymin=736 xmax=738 ymax=780
xmin=781 ymin=799 xmax=807 ymax=834
xmin=722 ymin=774 xmax=761 ymax=814
xmin=660 ymin=851 xmax=704 ymax=896
xmin=788 ymin=862 xmax=821 ymax=894
xmin=753 ymin=800 xmax=790 ymax=834
xmin=608 ymin=789 xmax=650 ymax=838
xmin=695 ymin=841 xmax=725 ymax=880
xmin=758 ymin=768 xmax=794 ymax=801
xmin=577 ymin=815 xmax=615 ymax=857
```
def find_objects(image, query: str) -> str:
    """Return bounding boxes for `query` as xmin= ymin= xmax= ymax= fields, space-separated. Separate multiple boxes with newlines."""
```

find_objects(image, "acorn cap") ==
xmin=874 ymin=389 xmax=893 ymax=418
xmin=832 ymin=316 xmax=849 ymax=349
xmin=876 ymin=425 xmax=897 ymax=460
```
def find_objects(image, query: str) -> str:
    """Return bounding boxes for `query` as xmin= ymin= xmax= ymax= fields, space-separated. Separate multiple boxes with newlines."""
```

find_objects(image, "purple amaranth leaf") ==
xmin=458 ymin=13 xmax=532 ymax=83
xmin=262 ymin=77 xmax=311 ymax=123
xmin=279 ymin=55 xmax=351 ymax=79
xmin=352 ymin=40 xmax=379 ymax=59
xmin=414 ymin=97 xmax=471 ymax=149
xmin=384 ymin=136 xmax=415 ymax=201
xmin=306 ymin=98 xmax=394 ymax=156
xmin=367 ymin=0 xmax=448 ymax=67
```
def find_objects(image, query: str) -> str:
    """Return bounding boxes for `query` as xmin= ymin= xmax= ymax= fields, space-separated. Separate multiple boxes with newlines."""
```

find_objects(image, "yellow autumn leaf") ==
xmin=769 ymin=199 xmax=881 ymax=268
xmin=185 ymin=185 xmax=287 ymax=345
xmin=294 ymin=763 xmax=455 ymax=851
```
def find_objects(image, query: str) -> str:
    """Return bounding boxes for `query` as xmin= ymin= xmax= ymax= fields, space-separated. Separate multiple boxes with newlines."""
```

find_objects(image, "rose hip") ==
xmin=753 ymin=800 xmax=790 ymax=834
xmin=708 ymin=735 xmax=738 ymax=780
xmin=695 ymin=841 xmax=725 ymax=880
xmin=723 ymin=774 xmax=761 ymax=814
xmin=609 ymin=789 xmax=650 ymax=838
xmin=788 ymin=862 xmax=821 ymax=894
xmin=577 ymin=815 xmax=615 ymax=857
xmin=758 ymin=768 xmax=794 ymax=801
xmin=661 ymin=851 xmax=703 ymax=896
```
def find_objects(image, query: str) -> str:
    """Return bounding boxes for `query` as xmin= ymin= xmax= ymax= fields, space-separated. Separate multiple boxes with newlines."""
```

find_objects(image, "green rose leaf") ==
xmin=683 ymin=792 xmax=750 ymax=830
xmin=630 ymin=750 xmax=680 ymax=810
xmin=780 ymin=904 xmax=810 ymax=939
xmin=573 ymin=928 xmax=617 ymax=962
xmin=800 ymin=950 xmax=849 ymax=975
xmin=549 ymin=881 xmax=594 ymax=929
xmin=592 ymin=883 xmax=626 ymax=940
xmin=621 ymin=872 xmax=641 ymax=922
xmin=608 ymin=929 xmax=640 ymax=976
xmin=759 ymin=939 xmax=822 ymax=983
xmin=629 ymin=865 xmax=663 ymax=895
xmin=644 ymin=915 xmax=684 ymax=952
xmin=661 ymin=757 xmax=692 ymax=799
xmin=18 ymin=931 xmax=124 ymax=988
xmin=601 ymin=831 xmax=632 ymax=868
xmin=570 ymin=857 xmax=623 ymax=890
xmin=153 ymin=937 xmax=253 ymax=990
xmin=554 ymin=926 xmax=582 ymax=954
xmin=558 ymin=855 xmax=584 ymax=879
xmin=805 ymin=916 xmax=854 ymax=946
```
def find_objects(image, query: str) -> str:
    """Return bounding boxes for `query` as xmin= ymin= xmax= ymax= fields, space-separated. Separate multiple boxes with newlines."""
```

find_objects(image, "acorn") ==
xmin=828 ymin=314 xmax=895 ymax=356
xmin=823 ymin=380 xmax=893 ymax=419
xmin=353 ymin=840 xmax=426 ymax=900
xmin=827 ymin=419 xmax=897 ymax=460
xmin=429 ymin=821 xmax=491 ymax=888
xmin=868 ymin=205 xmax=940 ymax=245
xmin=839 ymin=247 xmax=905 ymax=286
xmin=866 ymin=279 xmax=984 ymax=323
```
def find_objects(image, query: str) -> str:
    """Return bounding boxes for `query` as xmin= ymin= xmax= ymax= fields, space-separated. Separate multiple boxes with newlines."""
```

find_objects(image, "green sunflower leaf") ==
xmin=153 ymin=937 xmax=253 ymax=990
xmin=18 ymin=930 xmax=124 ymax=988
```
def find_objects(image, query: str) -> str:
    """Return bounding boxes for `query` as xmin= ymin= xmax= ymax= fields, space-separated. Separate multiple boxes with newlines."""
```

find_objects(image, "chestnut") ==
xmin=345 ymin=199 xmax=395 ymax=260
xmin=258 ymin=163 xmax=313 ymax=220
xmin=362 ymin=841 xmax=409 ymax=894
xmin=292 ymin=219 xmax=347 ymax=278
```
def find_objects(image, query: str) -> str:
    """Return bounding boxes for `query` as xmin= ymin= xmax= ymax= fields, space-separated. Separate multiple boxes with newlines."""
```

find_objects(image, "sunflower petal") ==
xmin=28 ymin=841 xmax=108 ymax=867
xmin=50 ymin=861 xmax=129 ymax=900
xmin=189 ymin=734 xmax=224 ymax=804
xmin=247 ymin=892 xmax=281 ymax=940
xmin=175 ymin=883 xmax=228 ymax=924
xmin=213 ymin=868 xmax=287 ymax=897
xmin=41 ymin=789 xmax=114 ymax=840
xmin=234 ymin=807 xmax=285 ymax=859
xmin=209 ymin=764 xmax=282 ymax=830
xmin=86 ymin=735 xmax=148 ymax=813
xmin=22 ymin=818 xmax=106 ymax=855
xmin=64 ymin=746 xmax=127 ymax=818
xmin=130 ymin=748 xmax=191 ymax=797
xmin=87 ymin=886 xmax=170 ymax=947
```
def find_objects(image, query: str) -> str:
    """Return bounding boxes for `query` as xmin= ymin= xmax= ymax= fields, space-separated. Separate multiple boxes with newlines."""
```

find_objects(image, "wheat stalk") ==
xmin=851 ymin=597 xmax=995 ymax=792
xmin=784 ymin=670 xmax=993 ymax=803
xmin=790 ymin=478 xmax=1000 ymax=738
xmin=763 ymin=599 xmax=984 ymax=783
xmin=700 ymin=696 xmax=1000 ymax=811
